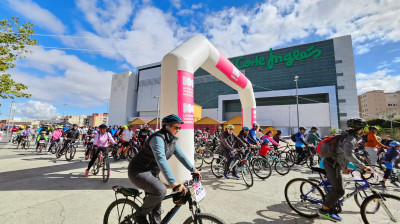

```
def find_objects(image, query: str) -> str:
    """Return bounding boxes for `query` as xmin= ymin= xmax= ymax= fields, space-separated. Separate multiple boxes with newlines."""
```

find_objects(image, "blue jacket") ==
xmin=248 ymin=128 xmax=260 ymax=145
xmin=383 ymin=147 xmax=400 ymax=164
xmin=295 ymin=132 xmax=306 ymax=148
xmin=110 ymin=128 xmax=118 ymax=136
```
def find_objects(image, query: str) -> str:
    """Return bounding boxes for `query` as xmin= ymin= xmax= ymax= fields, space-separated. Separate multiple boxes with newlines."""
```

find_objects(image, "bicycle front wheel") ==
xmin=274 ymin=160 xmax=290 ymax=175
xmin=361 ymin=193 xmax=400 ymax=224
xmin=284 ymin=178 xmax=324 ymax=218
xmin=211 ymin=157 xmax=225 ymax=178
xmin=194 ymin=151 xmax=204 ymax=169
xmin=240 ymin=163 xmax=254 ymax=187
xmin=102 ymin=158 xmax=110 ymax=182
xmin=103 ymin=198 xmax=139 ymax=224
xmin=202 ymin=149 xmax=213 ymax=164
xmin=183 ymin=213 xmax=226 ymax=224
xmin=251 ymin=157 xmax=272 ymax=180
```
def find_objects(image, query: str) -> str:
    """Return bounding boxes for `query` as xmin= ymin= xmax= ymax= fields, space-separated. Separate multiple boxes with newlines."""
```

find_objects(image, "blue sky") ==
xmin=0 ymin=0 xmax=399 ymax=120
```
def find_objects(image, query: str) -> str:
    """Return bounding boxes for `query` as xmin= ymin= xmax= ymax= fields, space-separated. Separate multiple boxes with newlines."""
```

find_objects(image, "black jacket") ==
xmin=220 ymin=130 xmax=245 ymax=151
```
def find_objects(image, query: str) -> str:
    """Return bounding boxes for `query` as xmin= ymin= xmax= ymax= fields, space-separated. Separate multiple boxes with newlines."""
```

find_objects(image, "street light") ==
xmin=6 ymin=101 xmax=15 ymax=137
xmin=105 ymin=99 xmax=110 ymax=125
xmin=294 ymin=75 xmax=300 ymax=130
xmin=154 ymin=96 xmax=160 ymax=130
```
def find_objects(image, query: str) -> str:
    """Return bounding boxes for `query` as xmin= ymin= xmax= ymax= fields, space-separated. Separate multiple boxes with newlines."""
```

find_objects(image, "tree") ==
xmin=0 ymin=17 xmax=38 ymax=102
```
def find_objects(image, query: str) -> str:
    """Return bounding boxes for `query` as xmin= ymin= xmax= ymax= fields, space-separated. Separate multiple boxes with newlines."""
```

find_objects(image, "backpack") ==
xmin=291 ymin=134 xmax=296 ymax=142
xmin=316 ymin=134 xmax=346 ymax=159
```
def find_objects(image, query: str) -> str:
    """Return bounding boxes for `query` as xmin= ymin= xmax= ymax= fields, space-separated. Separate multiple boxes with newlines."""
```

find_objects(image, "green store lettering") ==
xmin=232 ymin=46 xmax=322 ymax=70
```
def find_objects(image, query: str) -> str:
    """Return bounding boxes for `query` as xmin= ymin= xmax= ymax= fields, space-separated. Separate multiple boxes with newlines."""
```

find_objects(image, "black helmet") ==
xmin=162 ymin=114 xmax=184 ymax=126
xmin=369 ymin=126 xmax=378 ymax=130
xmin=99 ymin=124 xmax=107 ymax=129
xmin=347 ymin=118 xmax=367 ymax=130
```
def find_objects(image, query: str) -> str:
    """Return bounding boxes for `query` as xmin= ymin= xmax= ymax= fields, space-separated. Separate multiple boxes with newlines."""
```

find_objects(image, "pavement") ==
xmin=0 ymin=139 xmax=399 ymax=224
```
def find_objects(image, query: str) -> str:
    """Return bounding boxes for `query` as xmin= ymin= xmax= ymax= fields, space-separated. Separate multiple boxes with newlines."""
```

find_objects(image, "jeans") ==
xmin=364 ymin=147 xmax=378 ymax=165
xmin=48 ymin=139 xmax=60 ymax=152
xmin=128 ymin=169 xmax=165 ymax=224
xmin=323 ymin=158 xmax=345 ymax=209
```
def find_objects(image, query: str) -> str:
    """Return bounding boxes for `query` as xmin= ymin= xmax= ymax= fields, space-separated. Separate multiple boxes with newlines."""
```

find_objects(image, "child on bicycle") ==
xmin=380 ymin=141 xmax=400 ymax=188
xmin=259 ymin=138 xmax=273 ymax=156
xmin=36 ymin=131 xmax=48 ymax=150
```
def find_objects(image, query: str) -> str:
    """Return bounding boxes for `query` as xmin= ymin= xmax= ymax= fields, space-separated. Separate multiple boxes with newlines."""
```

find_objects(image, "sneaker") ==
xmin=319 ymin=208 xmax=342 ymax=222
xmin=232 ymin=173 xmax=240 ymax=179
xmin=390 ymin=180 xmax=399 ymax=187
xmin=133 ymin=212 xmax=149 ymax=224
xmin=84 ymin=169 xmax=89 ymax=177
xmin=223 ymin=173 xmax=230 ymax=179
xmin=380 ymin=180 xmax=386 ymax=188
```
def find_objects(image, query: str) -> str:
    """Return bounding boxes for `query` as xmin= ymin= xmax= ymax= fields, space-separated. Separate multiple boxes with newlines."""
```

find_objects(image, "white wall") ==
xmin=137 ymin=66 xmax=161 ymax=112
xmin=333 ymin=35 xmax=360 ymax=128
xmin=202 ymin=108 xmax=219 ymax=120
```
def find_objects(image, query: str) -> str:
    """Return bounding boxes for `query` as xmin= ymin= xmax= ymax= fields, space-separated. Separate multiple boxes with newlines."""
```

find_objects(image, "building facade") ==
xmin=358 ymin=90 xmax=400 ymax=120
xmin=108 ymin=35 xmax=359 ymax=136
xmin=86 ymin=113 xmax=108 ymax=127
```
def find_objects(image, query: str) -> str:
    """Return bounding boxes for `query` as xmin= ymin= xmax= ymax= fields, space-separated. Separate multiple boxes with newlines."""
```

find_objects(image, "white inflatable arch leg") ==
xmin=161 ymin=35 xmax=256 ymax=182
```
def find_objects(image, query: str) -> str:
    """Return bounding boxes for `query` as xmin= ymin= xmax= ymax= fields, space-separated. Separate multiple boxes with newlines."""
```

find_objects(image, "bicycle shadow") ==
xmin=197 ymin=165 xmax=253 ymax=191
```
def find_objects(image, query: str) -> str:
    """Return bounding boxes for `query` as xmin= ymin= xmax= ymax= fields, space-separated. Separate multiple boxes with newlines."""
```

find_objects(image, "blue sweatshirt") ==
xmin=150 ymin=136 xmax=196 ymax=186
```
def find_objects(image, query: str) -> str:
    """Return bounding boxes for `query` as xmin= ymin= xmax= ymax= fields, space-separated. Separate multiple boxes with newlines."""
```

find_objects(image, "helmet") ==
xmin=123 ymin=125 xmax=128 ymax=129
xmin=369 ymin=126 xmax=378 ymax=130
xmin=347 ymin=118 xmax=367 ymax=130
xmin=21 ymin=126 xmax=25 ymax=129
xmin=57 ymin=126 xmax=63 ymax=129
xmin=253 ymin=122 xmax=259 ymax=128
xmin=299 ymin=127 xmax=306 ymax=130
xmin=135 ymin=129 xmax=140 ymax=132
xmin=226 ymin=124 xmax=234 ymax=130
xmin=196 ymin=130 xmax=202 ymax=133
xmin=389 ymin=141 xmax=400 ymax=147
xmin=40 ymin=131 xmax=46 ymax=134
xmin=162 ymin=114 xmax=184 ymax=126
xmin=242 ymin=126 xmax=249 ymax=131
xmin=99 ymin=124 xmax=107 ymax=129
xmin=143 ymin=124 xmax=149 ymax=128
xmin=263 ymin=138 xmax=270 ymax=143
xmin=217 ymin=126 xmax=222 ymax=130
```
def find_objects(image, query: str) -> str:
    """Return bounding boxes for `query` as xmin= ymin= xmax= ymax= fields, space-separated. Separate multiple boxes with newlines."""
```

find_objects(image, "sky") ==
xmin=0 ymin=0 xmax=399 ymax=120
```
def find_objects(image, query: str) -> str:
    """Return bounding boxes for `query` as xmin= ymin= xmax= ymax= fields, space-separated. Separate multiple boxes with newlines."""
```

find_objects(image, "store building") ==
xmin=359 ymin=90 xmax=400 ymax=120
xmin=109 ymin=35 xmax=359 ymax=136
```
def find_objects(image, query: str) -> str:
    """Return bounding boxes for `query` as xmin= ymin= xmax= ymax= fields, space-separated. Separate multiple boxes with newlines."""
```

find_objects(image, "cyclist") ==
xmin=138 ymin=124 xmax=151 ymax=145
xmin=36 ymin=131 xmax=48 ymax=150
xmin=293 ymin=127 xmax=313 ymax=169
xmin=116 ymin=125 xmax=134 ymax=159
xmin=363 ymin=126 xmax=388 ymax=165
xmin=261 ymin=130 xmax=279 ymax=149
xmin=128 ymin=115 xmax=201 ymax=224
xmin=238 ymin=127 xmax=251 ymax=148
xmin=110 ymin=125 xmax=118 ymax=137
xmin=84 ymin=128 xmax=96 ymax=160
xmin=84 ymin=124 xmax=117 ymax=177
xmin=18 ymin=126 xmax=32 ymax=147
xmin=248 ymin=123 xmax=261 ymax=146
xmin=212 ymin=126 xmax=223 ymax=152
xmin=194 ymin=130 xmax=204 ymax=145
xmin=306 ymin=127 xmax=321 ymax=150
xmin=318 ymin=118 xmax=373 ymax=222
xmin=63 ymin=124 xmax=80 ymax=150
xmin=203 ymin=127 xmax=211 ymax=140
xmin=272 ymin=130 xmax=288 ymax=150
xmin=48 ymin=126 xmax=63 ymax=154
xmin=380 ymin=141 xmax=400 ymax=188
xmin=220 ymin=124 xmax=246 ymax=179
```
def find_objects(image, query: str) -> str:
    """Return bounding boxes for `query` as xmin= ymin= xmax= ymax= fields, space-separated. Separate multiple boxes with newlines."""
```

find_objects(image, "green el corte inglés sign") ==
xmin=231 ymin=46 xmax=322 ymax=70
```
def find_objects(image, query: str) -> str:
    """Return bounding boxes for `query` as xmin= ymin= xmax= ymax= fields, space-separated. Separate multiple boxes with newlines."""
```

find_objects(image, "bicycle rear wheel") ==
xmin=102 ymin=158 xmax=110 ymax=182
xmin=51 ymin=144 xmax=58 ymax=154
xmin=211 ymin=157 xmax=225 ymax=178
xmin=92 ymin=161 xmax=100 ymax=175
xmin=183 ymin=213 xmax=226 ymax=224
xmin=280 ymin=152 xmax=295 ymax=167
xmin=202 ymin=149 xmax=213 ymax=164
xmin=274 ymin=160 xmax=290 ymax=175
xmin=361 ymin=193 xmax=400 ymax=224
xmin=194 ymin=150 xmax=204 ymax=169
xmin=239 ymin=162 xmax=253 ymax=187
xmin=284 ymin=178 xmax=325 ymax=218
xmin=251 ymin=157 xmax=272 ymax=179
xmin=103 ymin=198 xmax=139 ymax=224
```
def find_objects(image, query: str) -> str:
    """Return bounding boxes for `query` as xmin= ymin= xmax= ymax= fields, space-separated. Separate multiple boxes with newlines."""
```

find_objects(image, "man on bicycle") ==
xmin=138 ymin=124 xmax=151 ymax=145
xmin=293 ymin=127 xmax=313 ymax=169
xmin=84 ymin=124 xmax=117 ymax=177
xmin=319 ymin=118 xmax=373 ymax=222
xmin=220 ymin=124 xmax=246 ymax=179
xmin=63 ymin=124 xmax=80 ymax=150
xmin=363 ymin=126 xmax=388 ymax=165
xmin=128 ymin=115 xmax=201 ymax=224
xmin=115 ymin=125 xmax=134 ymax=159
xmin=248 ymin=123 xmax=261 ymax=146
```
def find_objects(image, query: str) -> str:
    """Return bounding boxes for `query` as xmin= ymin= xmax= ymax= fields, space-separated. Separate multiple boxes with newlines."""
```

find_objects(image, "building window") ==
xmin=335 ymin=60 xmax=343 ymax=64
xmin=337 ymin=73 xmax=344 ymax=76
xmin=337 ymin=86 xmax=345 ymax=90
xmin=339 ymin=99 xmax=346 ymax=103
xmin=339 ymin=113 xmax=347 ymax=117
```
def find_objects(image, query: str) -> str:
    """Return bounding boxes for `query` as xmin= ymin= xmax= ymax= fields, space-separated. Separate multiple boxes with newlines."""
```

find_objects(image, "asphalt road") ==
xmin=0 ymin=140 xmax=399 ymax=224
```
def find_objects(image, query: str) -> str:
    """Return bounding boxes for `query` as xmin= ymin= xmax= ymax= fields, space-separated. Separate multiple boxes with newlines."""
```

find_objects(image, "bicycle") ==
xmin=10 ymin=132 xmax=18 ymax=144
xmin=194 ymin=143 xmax=204 ymax=170
xmin=284 ymin=167 xmax=400 ymax=223
xmin=103 ymin=173 xmax=226 ymax=224
xmin=36 ymin=140 xmax=47 ymax=153
xmin=91 ymin=146 xmax=111 ymax=183
xmin=56 ymin=140 xmax=77 ymax=161
xmin=211 ymin=150 xmax=254 ymax=187
xmin=50 ymin=138 xmax=62 ymax=154
xmin=263 ymin=150 xmax=290 ymax=175
xmin=17 ymin=136 xmax=30 ymax=149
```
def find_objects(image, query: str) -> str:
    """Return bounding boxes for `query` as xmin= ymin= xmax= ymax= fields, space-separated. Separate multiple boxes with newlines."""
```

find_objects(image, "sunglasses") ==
xmin=172 ymin=126 xmax=181 ymax=130
xmin=228 ymin=128 xmax=234 ymax=130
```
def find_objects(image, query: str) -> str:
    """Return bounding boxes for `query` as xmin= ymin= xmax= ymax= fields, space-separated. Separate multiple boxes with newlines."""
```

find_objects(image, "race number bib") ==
xmin=39 ymin=140 xmax=46 ymax=143
xmin=192 ymin=182 xmax=206 ymax=202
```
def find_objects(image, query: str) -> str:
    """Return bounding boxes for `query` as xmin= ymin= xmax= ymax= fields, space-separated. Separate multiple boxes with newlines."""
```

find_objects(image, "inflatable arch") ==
xmin=161 ymin=35 xmax=256 ymax=182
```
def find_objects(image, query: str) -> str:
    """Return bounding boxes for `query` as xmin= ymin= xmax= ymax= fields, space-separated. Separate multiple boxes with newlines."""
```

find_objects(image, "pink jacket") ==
xmin=261 ymin=134 xmax=279 ymax=146
xmin=52 ymin=130 xmax=63 ymax=140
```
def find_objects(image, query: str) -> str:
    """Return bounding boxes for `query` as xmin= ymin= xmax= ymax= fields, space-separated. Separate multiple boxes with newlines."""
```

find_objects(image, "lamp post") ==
xmin=105 ymin=99 xmax=110 ymax=125
xmin=294 ymin=75 xmax=300 ymax=130
xmin=154 ymin=96 xmax=160 ymax=130
xmin=6 ymin=101 xmax=15 ymax=137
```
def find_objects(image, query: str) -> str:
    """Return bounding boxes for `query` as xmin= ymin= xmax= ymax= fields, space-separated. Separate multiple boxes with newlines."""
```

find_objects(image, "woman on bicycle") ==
xmin=128 ymin=115 xmax=201 ymax=224
xmin=84 ymin=124 xmax=117 ymax=177
xmin=261 ymin=130 xmax=279 ymax=149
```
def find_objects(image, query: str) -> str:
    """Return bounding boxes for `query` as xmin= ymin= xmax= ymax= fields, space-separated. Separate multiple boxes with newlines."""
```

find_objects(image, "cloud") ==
xmin=191 ymin=3 xmax=202 ymax=10
xmin=6 ymin=0 xmax=66 ymax=34
xmin=356 ymin=70 xmax=400 ymax=94
xmin=14 ymin=100 xmax=57 ymax=119
xmin=177 ymin=9 xmax=194 ymax=16
xmin=170 ymin=0 xmax=181 ymax=9
xmin=11 ymin=46 xmax=114 ymax=108
xmin=393 ymin=57 xmax=400 ymax=63
xmin=377 ymin=61 xmax=390 ymax=70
